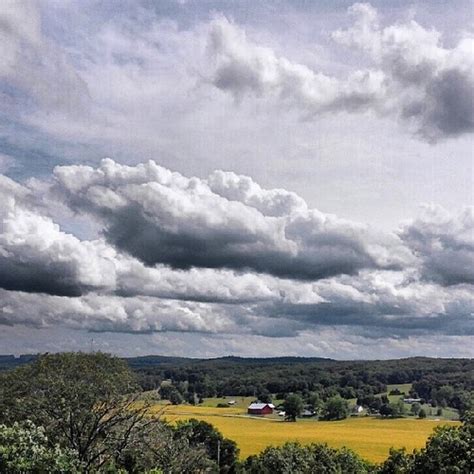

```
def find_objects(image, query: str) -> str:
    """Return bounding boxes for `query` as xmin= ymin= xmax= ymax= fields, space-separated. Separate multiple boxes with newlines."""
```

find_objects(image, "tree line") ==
xmin=133 ymin=356 xmax=473 ymax=417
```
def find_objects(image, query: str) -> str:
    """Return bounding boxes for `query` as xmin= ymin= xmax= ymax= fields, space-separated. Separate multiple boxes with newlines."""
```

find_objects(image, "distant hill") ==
xmin=0 ymin=354 xmax=38 ymax=371
xmin=1 ymin=352 xmax=470 ymax=372
xmin=0 ymin=353 xmax=335 ymax=371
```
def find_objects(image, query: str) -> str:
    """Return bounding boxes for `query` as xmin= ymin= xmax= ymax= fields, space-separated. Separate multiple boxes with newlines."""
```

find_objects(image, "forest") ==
xmin=130 ymin=356 xmax=474 ymax=415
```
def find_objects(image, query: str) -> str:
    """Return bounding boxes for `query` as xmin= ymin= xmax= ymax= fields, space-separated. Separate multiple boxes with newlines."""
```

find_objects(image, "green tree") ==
xmin=377 ymin=411 xmax=473 ymax=473
xmin=256 ymin=389 xmax=272 ymax=404
xmin=380 ymin=403 xmax=394 ymax=417
xmin=169 ymin=389 xmax=184 ymax=405
xmin=380 ymin=400 xmax=405 ymax=418
xmin=283 ymin=394 xmax=304 ymax=422
xmin=378 ymin=447 xmax=413 ymax=473
xmin=411 ymin=415 xmax=473 ymax=473
xmin=175 ymin=418 xmax=239 ymax=473
xmin=410 ymin=403 xmax=421 ymax=416
xmin=322 ymin=396 xmax=349 ymax=421
xmin=119 ymin=421 xmax=215 ymax=473
xmin=307 ymin=392 xmax=322 ymax=414
xmin=243 ymin=442 xmax=371 ymax=473
xmin=0 ymin=421 xmax=80 ymax=472
xmin=0 ymin=353 xmax=156 ymax=471
xmin=418 ymin=408 xmax=427 ymax=419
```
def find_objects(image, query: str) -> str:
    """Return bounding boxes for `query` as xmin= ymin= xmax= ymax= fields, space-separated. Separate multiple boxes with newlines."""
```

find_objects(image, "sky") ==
xmin=0 ymin=0 xmax=473 ymax=359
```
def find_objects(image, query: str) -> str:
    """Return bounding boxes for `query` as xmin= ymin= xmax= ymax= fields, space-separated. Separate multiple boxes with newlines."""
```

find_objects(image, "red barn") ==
xmin=247 ymin=403 xmax=275 ymax=415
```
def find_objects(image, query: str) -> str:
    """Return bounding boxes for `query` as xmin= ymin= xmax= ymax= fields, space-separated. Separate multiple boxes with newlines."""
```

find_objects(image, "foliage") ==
xmin=377 ymin=448 xmax=412 ymax=474
xmin=127 ymin=357 xmax=473 ymax=413
xmin=307 ymin=392 xmax=322 ymax=413
xmin=0 ymin=421 xmax=80 ymax=472
xmin=380 ymin=400 xmax=405 ymax=418
xmin=378 ymin=412 xmax=473 ymax=473
xmin=256 ymin=389 xmax=272 ymax=404
xmin=242 ymin=441 xmax=372 ymax=473
xmin=322 ymin=396 xmax=349 ymax=421
xmin=0 ymin=353 xmax=161 ymax=471
xmin=417 ymin=409 xmax=427 ymax=419
xmin=411 ymin=415 xmax=473 ymax=473
xmin=175 ymin=418 xmax=239 ymax=473
xmin=117 ymin=421 xmax=215 ymax=473
xmin=283 ymin=394 xmax=304 ymax=421
xmin=169 ymin=390 xmax=184 ymax=405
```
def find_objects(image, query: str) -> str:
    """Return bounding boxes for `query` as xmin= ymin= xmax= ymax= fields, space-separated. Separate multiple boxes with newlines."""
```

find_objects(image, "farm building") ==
xmin=403 ymin=398 xmax=422 ymax=404
xmin=247 ymin=403 xmax=275 ymax=415
xmin=352 ymin=405 xmax=364 ymax=414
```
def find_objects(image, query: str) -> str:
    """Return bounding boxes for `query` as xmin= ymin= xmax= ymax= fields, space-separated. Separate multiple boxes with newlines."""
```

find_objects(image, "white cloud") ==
xmin=209 ymin=6 xmax=473 ymax=141
xmin=1 ymin=166 xmax=472 ymax=341
xmin=333 ymin=3 xmax=474 ymax=141
xmin=53 ymin=159 xmax=411 ymax=280
xmin=0 ymin=175 xmax=116 ymax=296
xmin=208 ymin=15 xmax=386 ymax=116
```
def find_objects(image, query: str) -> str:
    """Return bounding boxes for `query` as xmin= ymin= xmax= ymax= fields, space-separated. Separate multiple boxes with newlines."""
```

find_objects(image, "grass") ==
xmin=199 ymin=396 xmax=257 ymax=409
xmin=386 ymin=383 xmax=413 ymax=394
xmin=150 ymin=403 xmax=460 ymax=463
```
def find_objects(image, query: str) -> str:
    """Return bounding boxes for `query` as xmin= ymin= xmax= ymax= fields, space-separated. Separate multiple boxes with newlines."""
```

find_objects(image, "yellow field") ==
xmin=151 ymin=404 xmax=460 ymax=463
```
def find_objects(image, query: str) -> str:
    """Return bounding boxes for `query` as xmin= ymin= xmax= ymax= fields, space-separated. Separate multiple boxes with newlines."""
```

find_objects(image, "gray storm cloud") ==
xmin=53 ymin=159 xmax=410 ymax=281
xmin=400 ymin=205 xmax=474 ymax=286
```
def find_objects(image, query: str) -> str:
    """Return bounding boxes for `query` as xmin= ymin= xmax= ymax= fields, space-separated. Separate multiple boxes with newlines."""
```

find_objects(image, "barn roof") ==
xmin=248 ymin=403 xmax=274 ymax=410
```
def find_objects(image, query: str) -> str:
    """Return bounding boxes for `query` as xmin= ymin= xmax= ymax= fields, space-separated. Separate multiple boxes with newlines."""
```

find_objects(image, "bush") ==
xmin=243 ymin=442 xmax=372 ymax=473
xmin=378 ymin=411 xmax=473 ymax=473
xmin=175 ymin=419 xmax=239 ymax=473
xmin=0 ymin=422 xmax=80 ymax=472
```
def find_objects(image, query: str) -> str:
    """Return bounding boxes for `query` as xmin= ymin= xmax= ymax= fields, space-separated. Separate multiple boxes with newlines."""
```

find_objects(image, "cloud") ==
xmin=0 ymin=175 xmax=116 ymax=296
xmin=209 ymin=6 xmax=473 ymax=141
xmin=0 ymin=0 xmax=89 ymax=114
xmin=1 ymin=164 xmax=472 ymax=342
xmin=208 ymin=15 xmax=386 ymax=115
xmin=400 ymin=205 xmax=474 ymax=286
xmin=0 ymin=290 xmax=240 ymax=334
xmin=332 ymin=3 xmax=474 ymax=141
xmin=262 ymin=269 xmax=474 ymax=336
xmin=53 ymin=159 xmax=410 ymax=280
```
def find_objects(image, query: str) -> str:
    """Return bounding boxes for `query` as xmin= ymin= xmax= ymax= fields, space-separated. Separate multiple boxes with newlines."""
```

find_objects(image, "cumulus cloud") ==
xmin=0 ymin=290 xmax=240 ymax=334
xmin=208 ymin=15 xmax=386 ymax=115
xmin=333 ymin=3 xmax=474 ymax=141
xmin=53 ymin=159 xmax=410 ymax=280
xmin=1 ymin=164 xmax=472 ymax=342
xmin=400 ymin=205 xmax=474 ymax=286
xmin=209 ymin=6 xmax=473 ymax=141
xmin=262 ymin=269 xmax=474 ymax=336
xmin=0 ymin=175 xmax=116 ymax=296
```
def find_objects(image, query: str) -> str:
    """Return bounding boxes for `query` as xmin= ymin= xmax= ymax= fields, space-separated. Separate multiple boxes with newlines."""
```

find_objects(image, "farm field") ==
xmin=153 ymin=404 xmax=460 ymax=463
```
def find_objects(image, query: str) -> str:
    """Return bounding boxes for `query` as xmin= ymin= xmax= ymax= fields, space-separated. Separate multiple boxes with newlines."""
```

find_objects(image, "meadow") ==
xmin=152 ymin=402 xmax=460 ymax=463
